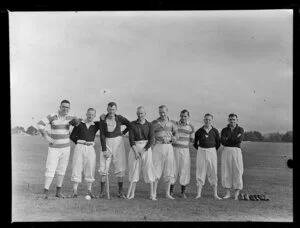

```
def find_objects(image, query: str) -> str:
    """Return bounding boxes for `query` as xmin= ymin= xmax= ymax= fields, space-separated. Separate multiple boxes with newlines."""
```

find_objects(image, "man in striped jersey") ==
xmin=152 ymin=105 xmax=178 ymax=200
xmin=171 ymin=109 xmax=195 ymax=198
xmin=193 ymin=113 xmax=221 ymax=200
xmin=37 ymin=100 xmax=80 ymax=199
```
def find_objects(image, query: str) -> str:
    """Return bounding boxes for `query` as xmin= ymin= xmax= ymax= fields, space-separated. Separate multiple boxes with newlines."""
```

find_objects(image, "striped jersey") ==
xmin=37 ymin=112 xmax=77 ymax=148
xmin=152 ymin=117 xmax=177 ymax=143
xmin=172 ymin=121 xmax=195 ymax=148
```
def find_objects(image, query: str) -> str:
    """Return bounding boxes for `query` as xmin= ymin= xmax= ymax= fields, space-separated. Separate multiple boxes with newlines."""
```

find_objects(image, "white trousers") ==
xmin=98 ymin=136 xmax=126 ymax=177
xmin=196 ymin=147 xmax=218 ymax=187
xmin=173 ymin=147 xmax=190 ymax=186
xmin=71 ymin=144 xmax=96 ymax=183
xmin=152 ymin=144 xmax=176 ymax=183
xmin=221 ymin=146 xmax=244 ymax=190
xmin=128 ymin=141 xmax=156 ymax=183
xmin=45 ymin=146 xmax=70 ymax=178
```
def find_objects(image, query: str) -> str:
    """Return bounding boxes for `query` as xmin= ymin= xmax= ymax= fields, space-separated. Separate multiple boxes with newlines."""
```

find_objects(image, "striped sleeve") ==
xmin=66 ymin=115 xmax=77 ymax=121
xmin=37 ymin=114 xmax=55 ymax=130
xmin=189 ymin=123 xmax=195 ymax=143
xmin=189 ymin=123 xmax=195 ymax=134
xmin=170 ymin=120 xmax=178 ymax=135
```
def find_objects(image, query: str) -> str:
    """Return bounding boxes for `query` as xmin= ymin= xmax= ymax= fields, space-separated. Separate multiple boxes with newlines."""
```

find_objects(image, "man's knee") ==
xmin=45 ymin=171 xmax=55 ymax=178
xmin=71 ymin=177 xmax=82 ymax=183
xmin=55 ymin=170 xmax=66 ymax=176
xmin=116 ymin=171 xmax=125 ymax=178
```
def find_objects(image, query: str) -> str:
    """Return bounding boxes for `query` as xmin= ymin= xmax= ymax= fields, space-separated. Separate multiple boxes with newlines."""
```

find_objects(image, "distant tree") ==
xmin=282 ymin=131 xmax=293 ymax=142
xmin=263 ymin=131 xmax=292 ymax=142
xmin=243 ymin=131 xmax=264 ymax=141
xmin=253 ymin=131 xmax=264 ymax=141
xmin=26 ymin=126 xmax=40 ymax=136
xmin=269 ymin=132 xmax=283 ymax=142
xmin=11 ymin=126 xmax=26 ymax=134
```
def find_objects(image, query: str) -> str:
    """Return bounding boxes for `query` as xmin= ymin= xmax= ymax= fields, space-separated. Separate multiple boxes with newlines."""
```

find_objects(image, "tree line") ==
xmin=243 ymin=131 xmax=293 ymax=142
xmin=11 ymin=126 xmax=40 ymax=135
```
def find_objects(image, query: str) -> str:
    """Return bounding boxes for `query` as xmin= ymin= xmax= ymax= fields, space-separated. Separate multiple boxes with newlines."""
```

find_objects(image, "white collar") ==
xmin=157 ymin=116 xmax=169 ymax=122
xmin=178 ymin=120 xmax=188 ymax=126
xmin=82 ymin=119 xmax=95 ymax=125
xmin=56 ymin=111 xmax=70 ymax=119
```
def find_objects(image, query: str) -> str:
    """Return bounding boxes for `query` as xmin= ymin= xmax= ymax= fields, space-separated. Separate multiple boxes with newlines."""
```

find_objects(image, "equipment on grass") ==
xmin=239 ymin=193 xmax=270 ymax=201
xmin=85 ymin=195 xmax=91 ymax=200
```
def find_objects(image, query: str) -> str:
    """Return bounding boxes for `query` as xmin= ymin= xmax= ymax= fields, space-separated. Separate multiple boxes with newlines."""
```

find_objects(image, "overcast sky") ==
xmin=10 ymin=10 xmax=292 ymax=134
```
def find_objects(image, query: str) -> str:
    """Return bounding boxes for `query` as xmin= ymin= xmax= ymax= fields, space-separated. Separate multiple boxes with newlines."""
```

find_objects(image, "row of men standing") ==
xmin=37 ymin=100 xmax=244 ymax=201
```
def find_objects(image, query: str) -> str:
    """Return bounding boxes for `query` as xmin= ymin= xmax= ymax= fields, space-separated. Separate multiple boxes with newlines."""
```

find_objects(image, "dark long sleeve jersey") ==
xmin=99 ymin=114 xmax=131 ymax=151
xmin=129 ymin=119 xmax=154 ymax=151
xmin=70 ymin=121 xmax=100 ymax=144
xmin=220 ymin=124 xmax=244 ymax=148
xmin=193 ymin=126 xmax=220 ymax=150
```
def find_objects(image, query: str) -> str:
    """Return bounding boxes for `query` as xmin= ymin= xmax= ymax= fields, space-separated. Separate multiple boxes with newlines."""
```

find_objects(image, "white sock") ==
xmin=56 ymin=175 xmax=64 ymax=187
xmin=87 ymin=182 xmax=92 ymax=191
xmin=44 ymin=177 xmax=53 ymax=190
xmin=73 ymin=182 xmax=79 ymax=191
xmin=225 ymin=189 xmax=231 ymax=196
xmin=197 ymin=186 xmax=202 ymax=196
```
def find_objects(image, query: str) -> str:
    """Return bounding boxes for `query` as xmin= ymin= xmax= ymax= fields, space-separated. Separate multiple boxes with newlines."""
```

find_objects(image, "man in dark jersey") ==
xmin=69 ymin=108 xmax=100 ymax=198
xmin=126 ymin=106 xmax=156 ymax=200
xmin=98 ymin=102 xmax=131 ymax=198
xmin=193 ymin=113 xmax=221 ymax=200
xmin=221 ymin=113 xmax=245 ymax=200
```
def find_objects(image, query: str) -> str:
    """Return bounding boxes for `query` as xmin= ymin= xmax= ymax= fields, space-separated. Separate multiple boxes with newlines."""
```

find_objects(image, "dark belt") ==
xmin=77 ymin=142 xmax=94 ymax=146
xmin=155 ymin=141 xmax=172 ymax=144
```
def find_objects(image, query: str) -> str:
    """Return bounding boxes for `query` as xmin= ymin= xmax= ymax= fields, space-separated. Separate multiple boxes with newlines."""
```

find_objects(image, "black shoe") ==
xmin=239 ymin=193 xmax=244 ymax=200
xmin=170 ymin=184 xmax=174 ymax=196
xmin=56 ymin=192 xmax=66 ymax=198
xmin=180 ymin=193 xmax=187 ymax=199
xmin=98 ymin=192 xmax=105 ymax=198
xmin=43 ymin=189 xmax=49 ymax=199
xmin=88 ymin=191 xmax=96 ymax=199
xmin=56 ymin=187 xmax=65 ymax=198
xmin=69 ymin=191 xmax=78 ymax=198
xmin=118 ymin=193 xmax=126 ymax=199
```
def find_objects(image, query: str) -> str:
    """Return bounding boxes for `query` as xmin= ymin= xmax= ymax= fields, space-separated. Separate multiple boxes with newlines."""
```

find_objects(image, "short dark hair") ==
xmin=159 ymin=105 xmax=168 ymax=111
xmin=180 ymin=109 xmax=190 ymax=116
xmin=107 ymin=102 xmax=117 ymax=108
xmin=60 ymin=100 xmax=70 ymax=105
xmin=204 ymin=113 xmax=213 ymax=119
xmin=87 ymin=108 xmax=96 ymax=113
xmin=228 ymin=113 xmax=238 ymax=118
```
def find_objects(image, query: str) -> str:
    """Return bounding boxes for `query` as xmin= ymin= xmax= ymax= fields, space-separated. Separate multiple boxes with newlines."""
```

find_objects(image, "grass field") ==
xmin=11 ymin=135 xmax=293 ymax=222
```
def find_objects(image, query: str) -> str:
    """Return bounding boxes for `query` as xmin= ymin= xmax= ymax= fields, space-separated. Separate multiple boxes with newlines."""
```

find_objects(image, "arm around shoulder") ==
xmin=99 ymin=122 xmax=107 ymax=151
xmin=119 ymin=115 xmax=131 ymax=135
xmin=193 ymin=130 xmax=199 ymax=150
xmin=214 ymin=128 xmax=221 ymax=150
xmin=220 ymin=128 xmax=228 ymax=146
xmin=70 ymin=125 xmax=79 ymax=144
